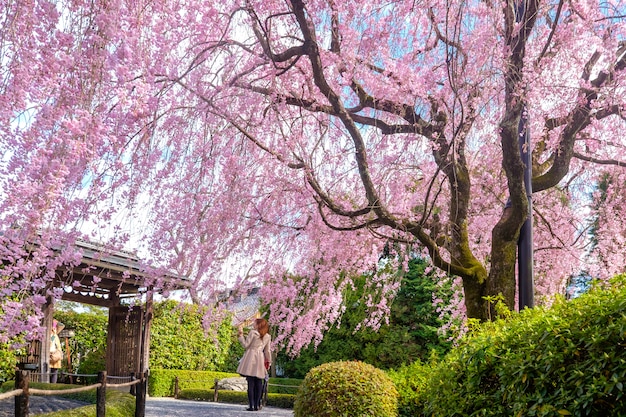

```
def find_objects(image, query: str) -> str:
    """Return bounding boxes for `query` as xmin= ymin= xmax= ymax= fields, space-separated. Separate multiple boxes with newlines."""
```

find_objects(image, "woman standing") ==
xmin=237 ymin=318 xmax=271 ymax=411
xmin=49 ymin=320 xmax=64 ymax=383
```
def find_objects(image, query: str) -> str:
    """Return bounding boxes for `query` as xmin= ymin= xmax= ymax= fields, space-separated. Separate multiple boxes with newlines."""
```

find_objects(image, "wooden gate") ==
xmin=107 ymin=306 xmax=144 ymax=377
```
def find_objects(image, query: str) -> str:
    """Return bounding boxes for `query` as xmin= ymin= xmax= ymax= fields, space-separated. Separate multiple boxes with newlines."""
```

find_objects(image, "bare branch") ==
xmin=316 ymin=202 xmax=380 ymax=232
xmin=536 ymin=0 xmax=564 ymax=66
xmin=573 ymin=152 xmax=626 ymax=167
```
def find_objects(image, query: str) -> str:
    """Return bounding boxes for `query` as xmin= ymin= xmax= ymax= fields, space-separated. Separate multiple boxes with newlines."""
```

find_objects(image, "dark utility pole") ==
xmin=518 ymin=111 xmax=534 ymax=309
xmin=516 ymin=0 xmax=534 ymax=309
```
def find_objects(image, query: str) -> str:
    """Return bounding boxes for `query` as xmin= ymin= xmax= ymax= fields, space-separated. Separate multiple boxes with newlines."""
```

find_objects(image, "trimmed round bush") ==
xmin=294 ymin=360 xmax=398 ymax=417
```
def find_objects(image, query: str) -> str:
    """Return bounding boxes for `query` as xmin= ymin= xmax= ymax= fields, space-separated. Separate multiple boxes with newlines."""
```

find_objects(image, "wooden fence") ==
xmin=173 ymin=375 xmax=299 ymax=404
xmin=0 ymin=370 xmax=147 ymax=417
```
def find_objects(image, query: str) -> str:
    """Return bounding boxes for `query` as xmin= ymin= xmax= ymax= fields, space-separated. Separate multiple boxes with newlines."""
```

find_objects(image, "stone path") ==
xmin=0 ymin=395 xmax=90 ymax=416
xmin=0 ymin=396 xmax=294 ymax=416
xmin=146 ymin=397 xmax=294 ymax=417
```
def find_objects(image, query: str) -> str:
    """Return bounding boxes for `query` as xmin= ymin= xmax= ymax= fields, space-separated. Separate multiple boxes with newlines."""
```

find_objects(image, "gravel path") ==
xmin=146 ymin=397 xmax=294 ymax=417
xmin=0 ymin=396 xmax=294 ymax=416
xmin=0 ymin=396 xmax=90 ymax=416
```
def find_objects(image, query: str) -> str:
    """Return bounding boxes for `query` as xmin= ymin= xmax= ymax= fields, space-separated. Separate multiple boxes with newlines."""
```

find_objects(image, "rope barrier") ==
xmin=0 ymin=389 xmax=23 ymax=400
xmin=62 ymin=372 xmax=98 ymax=378
xmin=176 ymin=379 xmax=216 ymax=383
xmin=30 ymin=384 xmax=101 ymax=396
xmin=106 ymin=379 xmax=141 ymax=389
xmin=8 ymin=370 xmax=149 ymax=417
xmin=4 ymin=373 xmax=142 ymax=397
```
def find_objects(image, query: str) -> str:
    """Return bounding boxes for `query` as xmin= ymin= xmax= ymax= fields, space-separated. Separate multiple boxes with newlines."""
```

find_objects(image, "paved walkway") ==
xmin=0 ymin=396 xmax=294 ymax=416
xmin=146 ymin=397 xmax=294 ymax=417
xmin=0 ymin=396 xmax=90 ymax=416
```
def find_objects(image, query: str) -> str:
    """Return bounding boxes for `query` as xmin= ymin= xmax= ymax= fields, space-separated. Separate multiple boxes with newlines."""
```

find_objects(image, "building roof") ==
xmin=55 ymin=240 xmax=191 ymax=307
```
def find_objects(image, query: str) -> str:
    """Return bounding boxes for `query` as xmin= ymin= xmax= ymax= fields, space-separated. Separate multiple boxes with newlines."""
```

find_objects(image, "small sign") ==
xmin=59 ymin=329 xmax=75 ymax=338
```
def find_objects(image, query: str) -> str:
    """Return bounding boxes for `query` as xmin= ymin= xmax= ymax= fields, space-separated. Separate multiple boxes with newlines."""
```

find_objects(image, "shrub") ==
xmin=293 ymin=360 xmax=398 ymax=417
xmin=387 ymin=360 xmax=433 ymax=417
xmin=0 ymin=342 xmax=19 ymax=384
xmin=148 ymin=368 xmax=238 ymax=397
xmin=410 ymin=275 xmax=626 ymax=416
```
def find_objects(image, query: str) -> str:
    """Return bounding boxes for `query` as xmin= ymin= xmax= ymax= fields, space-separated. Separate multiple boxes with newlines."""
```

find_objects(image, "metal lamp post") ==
xmin=516 ymin=0 xmax=534 ymax=310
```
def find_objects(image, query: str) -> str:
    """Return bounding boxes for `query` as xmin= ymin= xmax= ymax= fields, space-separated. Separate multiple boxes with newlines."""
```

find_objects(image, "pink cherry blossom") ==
xmin=1 ymin=0 xmax=625 ymax=354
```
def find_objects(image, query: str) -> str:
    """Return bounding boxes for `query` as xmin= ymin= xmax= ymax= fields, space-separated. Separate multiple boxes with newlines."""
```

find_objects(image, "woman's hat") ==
xmin=52 ymin=320 xmax=65 ymax=333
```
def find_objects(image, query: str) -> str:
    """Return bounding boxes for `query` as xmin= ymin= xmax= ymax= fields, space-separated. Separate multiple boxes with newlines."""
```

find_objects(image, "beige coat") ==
xmin=236 ymin=330 xmax=271 ymax=379
xmin=50 ymin=334 xmax=63 ymax=369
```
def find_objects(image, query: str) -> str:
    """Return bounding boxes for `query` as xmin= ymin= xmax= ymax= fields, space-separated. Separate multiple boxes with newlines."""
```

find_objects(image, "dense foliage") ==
xmin=54 ymin=303 xmax=108 ymax=375
xmin=294 ymin=361 xmax=398 ymax=417
xmin=0 ymin=342 xmax=19 ymax=383
xmin=147 ymin=369 xmax=238 ymax=397
xmin=149 ymin=300 xmax=238 ymax=371
xmin=389 ymin=275 xmax=626 ymax=416
xmin=45 ymin=300 xmax=240 ymax=379
xmin=278 ymin=258 xmax=455 ymax=378
xmin=387 ymin=361 xmax=434 ymax=417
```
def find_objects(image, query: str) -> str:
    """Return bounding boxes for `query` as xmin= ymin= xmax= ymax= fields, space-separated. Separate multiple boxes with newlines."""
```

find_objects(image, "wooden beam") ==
xmin=61 ymin=292 xmax=116 ymax=308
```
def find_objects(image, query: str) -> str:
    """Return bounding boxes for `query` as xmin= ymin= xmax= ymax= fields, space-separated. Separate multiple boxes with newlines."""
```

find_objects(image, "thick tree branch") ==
xmin=289 ymin=0 xmax=389 ymax=222
xmin=573 ymin=152 xmax=626 ymax=167
xmin=534 ymin=42 xmax=626 ymax=192
xmin=304 ymin=170 xmax=375 ymax=218
xmin=244 ymin=83 xmax=436 ymax=136
xmin=316 ymin=202 xmax=380 ymax=232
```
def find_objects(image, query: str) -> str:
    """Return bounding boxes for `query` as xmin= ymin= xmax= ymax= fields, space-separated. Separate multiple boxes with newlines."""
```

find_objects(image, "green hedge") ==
xmin=391 ymin=275 xmax=626 ymax=416
xmin=178 ymin=388 xmax=296 ymax=408
xmin=268 ymin=377 xmax=302 ymax=394
xmin=175 ymin=375 xmax=302 ymax=408
xmin=148 ymin=368 xmax=238 ymax=397
xmin=265 ymin=392 xmax=297 ymax=408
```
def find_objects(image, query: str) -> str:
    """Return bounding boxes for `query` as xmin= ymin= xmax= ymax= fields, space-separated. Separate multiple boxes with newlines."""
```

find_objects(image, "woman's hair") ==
xmin=256 ymin=318 xmax=269 ymax=338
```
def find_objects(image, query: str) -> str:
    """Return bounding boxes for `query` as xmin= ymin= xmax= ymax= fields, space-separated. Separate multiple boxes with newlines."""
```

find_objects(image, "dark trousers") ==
xmin=246 ymin=376 xmax=263 ymax=409
xmin=50 ymin=368 xmax=59 ymax=383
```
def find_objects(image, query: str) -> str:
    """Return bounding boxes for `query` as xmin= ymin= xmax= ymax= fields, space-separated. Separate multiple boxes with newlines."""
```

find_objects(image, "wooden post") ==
xmin=174 ymin=376 xmax=179 ymax=399
xmin=65 ymin=336 xmax=72 ymax=383
xmin=15 ymin=370 xmax=29 ymax=417
xmin=96 ymin=371 xmax=106 ymax=417
xmin=135 ymin=371 xmax=147 ymax=417
xmin=130 ymin=372 xmax=136 ymax=396
xmin=213 ymin=378 xmax=219 ymax=402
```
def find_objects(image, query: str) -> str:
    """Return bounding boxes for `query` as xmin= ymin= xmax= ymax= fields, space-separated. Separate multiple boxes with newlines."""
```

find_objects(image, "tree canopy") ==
xmin=277 ymin=258 xmax=456 ymax=377
xmin=1 ymin=0 xmax=626 ymax=354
